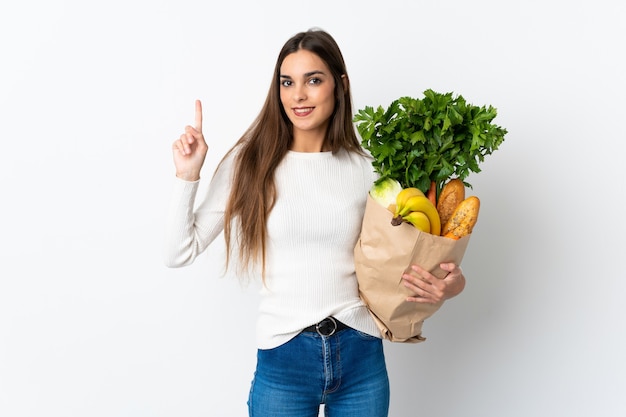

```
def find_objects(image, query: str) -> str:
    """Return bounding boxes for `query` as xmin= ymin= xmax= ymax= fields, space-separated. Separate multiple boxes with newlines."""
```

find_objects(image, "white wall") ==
xmin=1 ymin=0 xmax=624 ymax=416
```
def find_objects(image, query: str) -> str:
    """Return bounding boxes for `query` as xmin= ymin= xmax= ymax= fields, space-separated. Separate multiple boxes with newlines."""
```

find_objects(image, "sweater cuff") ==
xmin=171 ymin=176 xmax=201 ymax=207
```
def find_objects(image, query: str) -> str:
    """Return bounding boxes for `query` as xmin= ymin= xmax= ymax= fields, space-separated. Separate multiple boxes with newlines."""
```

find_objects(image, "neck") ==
xmin=290 ymin=131 xmax=329 ymax=152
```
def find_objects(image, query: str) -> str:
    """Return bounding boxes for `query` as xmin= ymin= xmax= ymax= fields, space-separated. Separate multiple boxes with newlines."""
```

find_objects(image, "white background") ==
xmin=1 ymin=0 xmax=625 ymax=416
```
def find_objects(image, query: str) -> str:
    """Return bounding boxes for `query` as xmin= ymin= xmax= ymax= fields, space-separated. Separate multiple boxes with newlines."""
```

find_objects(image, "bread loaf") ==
xmin=442 ymin=196 xmax=480 ymax=239
xmin=436 ymin=178 xmax=465 ymax=230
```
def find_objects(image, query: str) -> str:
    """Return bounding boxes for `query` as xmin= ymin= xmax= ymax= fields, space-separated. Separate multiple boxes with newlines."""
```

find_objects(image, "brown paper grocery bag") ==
xmin=354 ymin=194 xmax=471 ymax=343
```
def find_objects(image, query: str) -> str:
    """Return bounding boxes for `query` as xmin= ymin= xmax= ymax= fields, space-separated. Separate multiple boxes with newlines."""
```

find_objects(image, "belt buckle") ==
xmin=315 ymin=317 xmax=337 ymax=337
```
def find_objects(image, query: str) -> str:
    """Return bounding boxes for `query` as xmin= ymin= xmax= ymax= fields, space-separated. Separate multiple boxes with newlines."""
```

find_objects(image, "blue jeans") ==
xmin=248 ymin=327 xmax=390 ymax=417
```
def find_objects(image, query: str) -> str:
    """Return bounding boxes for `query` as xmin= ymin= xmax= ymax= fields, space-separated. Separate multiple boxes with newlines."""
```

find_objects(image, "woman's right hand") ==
xmin=171 ymin=100 xmax=208 ymax=181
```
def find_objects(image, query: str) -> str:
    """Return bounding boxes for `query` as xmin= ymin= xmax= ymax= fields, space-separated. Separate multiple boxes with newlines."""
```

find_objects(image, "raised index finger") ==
xmin=194 ymin=99 xmax=203 ymax=131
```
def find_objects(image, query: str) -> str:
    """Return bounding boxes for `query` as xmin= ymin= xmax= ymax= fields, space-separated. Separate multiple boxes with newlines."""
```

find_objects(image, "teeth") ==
xmin=294 ymin=108 xmax=313 ymax=116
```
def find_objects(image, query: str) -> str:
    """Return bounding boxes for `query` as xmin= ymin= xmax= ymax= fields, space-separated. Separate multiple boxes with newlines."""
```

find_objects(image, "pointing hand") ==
xmin=172 ymin=100 xmax=208 ymax=181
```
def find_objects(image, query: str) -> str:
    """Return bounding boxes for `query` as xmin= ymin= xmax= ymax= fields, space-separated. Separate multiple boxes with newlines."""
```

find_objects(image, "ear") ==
xmin=341 ymin=74 xmax=349 ymax=93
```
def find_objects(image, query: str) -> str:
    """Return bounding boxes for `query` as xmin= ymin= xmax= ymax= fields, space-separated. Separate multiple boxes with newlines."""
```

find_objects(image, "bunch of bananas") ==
xmin=391 ymin=187 xmax=441 ymax=235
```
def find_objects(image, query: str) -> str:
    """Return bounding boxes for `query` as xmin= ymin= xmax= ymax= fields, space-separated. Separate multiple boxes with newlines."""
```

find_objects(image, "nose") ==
xmin=293 ymin=84 xmax=307 ymax=102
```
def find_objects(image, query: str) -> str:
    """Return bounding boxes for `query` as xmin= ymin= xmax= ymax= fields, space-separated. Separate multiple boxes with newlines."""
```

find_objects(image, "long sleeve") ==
xmin=163 ymin=153 xmax=234 ymax=268
xmin=163 ymin=147 xmax=383 ymax=349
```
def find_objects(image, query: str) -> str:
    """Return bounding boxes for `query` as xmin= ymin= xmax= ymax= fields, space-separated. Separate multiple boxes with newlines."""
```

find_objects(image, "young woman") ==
xmin=166 ymin=28 xmax=465 ymax=417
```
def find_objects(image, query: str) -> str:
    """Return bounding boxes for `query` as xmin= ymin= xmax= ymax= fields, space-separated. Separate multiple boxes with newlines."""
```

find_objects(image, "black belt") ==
xmin=302 ymin=317 xmax=349 ymax=336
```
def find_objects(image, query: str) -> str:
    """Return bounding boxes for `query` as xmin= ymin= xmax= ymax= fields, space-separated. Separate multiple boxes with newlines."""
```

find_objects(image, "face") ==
xmin=279 ymin=49 xmax=338 ymax=142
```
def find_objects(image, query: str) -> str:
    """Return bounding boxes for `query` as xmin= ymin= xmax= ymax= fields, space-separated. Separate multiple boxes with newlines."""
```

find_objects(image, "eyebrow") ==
xmin=280 ymin=70 xmax=326 ymax=79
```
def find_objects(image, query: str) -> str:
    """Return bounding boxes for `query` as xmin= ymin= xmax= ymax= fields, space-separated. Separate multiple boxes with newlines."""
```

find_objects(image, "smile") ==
xmin=293 ymin=107 xmax=314 ymax=117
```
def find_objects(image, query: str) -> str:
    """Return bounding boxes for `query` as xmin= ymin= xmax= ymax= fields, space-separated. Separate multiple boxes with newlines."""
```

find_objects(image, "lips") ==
xmin=293 ymin=107 xmax=314 ymax=117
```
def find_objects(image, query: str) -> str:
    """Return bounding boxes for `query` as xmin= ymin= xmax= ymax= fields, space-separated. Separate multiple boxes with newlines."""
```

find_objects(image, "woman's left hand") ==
xmin=402 ymin=263 xmax=466 ymax=304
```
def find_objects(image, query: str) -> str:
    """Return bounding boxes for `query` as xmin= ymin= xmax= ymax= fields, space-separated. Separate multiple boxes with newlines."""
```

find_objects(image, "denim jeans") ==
xmin=248 ymin=327 xmax=390 ymax=417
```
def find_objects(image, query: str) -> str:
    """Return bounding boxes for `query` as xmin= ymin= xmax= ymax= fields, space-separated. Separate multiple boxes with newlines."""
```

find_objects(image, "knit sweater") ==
xmin=164 ymin=148 xmax=381 ymax=349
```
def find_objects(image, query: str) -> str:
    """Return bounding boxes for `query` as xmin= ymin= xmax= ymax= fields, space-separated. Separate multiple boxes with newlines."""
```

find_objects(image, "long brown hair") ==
xmin=220 ymin=28 xmax=363 ymax=279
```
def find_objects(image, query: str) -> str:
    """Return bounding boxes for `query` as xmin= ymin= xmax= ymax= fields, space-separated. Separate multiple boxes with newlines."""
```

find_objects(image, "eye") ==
xmin=280 ymin=79 xmax=292 ymax=87
xmin=308 ymin=77 xmax=322 ymax=85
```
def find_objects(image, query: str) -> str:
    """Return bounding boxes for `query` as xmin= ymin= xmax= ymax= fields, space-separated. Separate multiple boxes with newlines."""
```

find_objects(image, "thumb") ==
xmin=439 ymin=262 xmax=457 ymax=272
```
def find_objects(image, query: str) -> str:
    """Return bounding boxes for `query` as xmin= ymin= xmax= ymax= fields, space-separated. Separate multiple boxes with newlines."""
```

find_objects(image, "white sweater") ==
xmin=164 ymin=148 xmax=381 ymax=349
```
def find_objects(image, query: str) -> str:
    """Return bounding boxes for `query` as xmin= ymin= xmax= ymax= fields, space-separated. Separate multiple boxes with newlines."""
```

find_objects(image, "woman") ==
xmin=166 ymin=28 xmax=465 ymax=417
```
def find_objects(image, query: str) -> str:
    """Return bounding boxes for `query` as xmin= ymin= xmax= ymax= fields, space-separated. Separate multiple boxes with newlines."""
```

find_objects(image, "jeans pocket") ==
xmin=353 ymin=328 xmax=381 ymax=341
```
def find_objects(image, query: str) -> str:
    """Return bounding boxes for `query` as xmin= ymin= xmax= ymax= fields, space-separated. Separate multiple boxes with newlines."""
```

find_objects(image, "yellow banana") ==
xmin=394 ymin=187 xmax=424 ymax=217
xmin=400 ymin=195 xmax=441 ymax=235
xmin=402 ymin=211 xmax=431 ymax=233
xmin=398 ymin=194 xmax=426 ymax=216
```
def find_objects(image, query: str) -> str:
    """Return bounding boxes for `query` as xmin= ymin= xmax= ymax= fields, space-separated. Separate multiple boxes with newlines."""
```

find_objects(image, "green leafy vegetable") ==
xmin=369 ymin=177 xmax=402 ymax=209
xmin=354 ymin=89 xmax=508 ymax=196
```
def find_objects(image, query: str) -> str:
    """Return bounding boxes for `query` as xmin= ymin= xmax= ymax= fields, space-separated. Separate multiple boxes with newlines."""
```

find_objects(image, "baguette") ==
xmin=436 ymin=178 xmax=465 ymax=230
xmin=442 ymin=196 xmax=480 ymax=239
